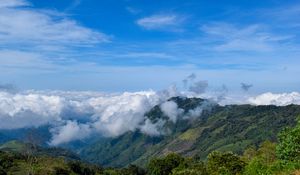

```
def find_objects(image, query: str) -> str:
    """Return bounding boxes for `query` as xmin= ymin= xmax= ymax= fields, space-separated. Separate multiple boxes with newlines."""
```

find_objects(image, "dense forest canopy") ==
xmin=1 ymin=118 xmax=300 ymax=174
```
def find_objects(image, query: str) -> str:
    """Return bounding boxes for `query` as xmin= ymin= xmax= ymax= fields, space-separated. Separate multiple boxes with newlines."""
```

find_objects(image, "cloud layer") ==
xmin=1 ymin=88 xmax=300 ymax=145
xmin=248 ymin=92 xmax=300 ymax=106
xmin=0 ymin=90 xmax=172 ymax=145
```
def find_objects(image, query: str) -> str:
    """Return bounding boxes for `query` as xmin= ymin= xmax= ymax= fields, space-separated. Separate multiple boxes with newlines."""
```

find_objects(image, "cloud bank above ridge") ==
xmin=0 ymin=88 xmax=300 ymax=145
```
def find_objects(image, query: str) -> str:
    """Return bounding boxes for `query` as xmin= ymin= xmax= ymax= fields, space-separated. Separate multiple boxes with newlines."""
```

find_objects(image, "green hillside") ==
xmin=2 ymin=121 xmax=300 ymax=175
xmin=79 ymin=97 xmax=300 ymax=167
xmin=0 ymin=140 xmax=80 ymax=161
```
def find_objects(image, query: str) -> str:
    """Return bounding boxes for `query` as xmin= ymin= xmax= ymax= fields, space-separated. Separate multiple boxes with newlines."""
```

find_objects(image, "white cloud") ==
xmin=49 ymin=120 xmax=92 ymax=145
xmin=120 ymin=52 xmax=174 ymax=59
xmin=140 ymin=118 xmax=165 ymax=136
xmin=1 ymin=87 xmax=300 ymax=145
xmin=0 ymin=0 xmax=108 ymax=46
xmin=0 ymin=91 xmax=64 ymax=129
xmin=248 ymin=92 xmax=300 ymax=106
xmin=89 ymin=91 xmax=162 ymax=137
xmin=160 ymin=101 xmax=183 ymax=123
xmin=0 ymin=89 xmax=176 ymax=145
xmin=136 ymin=14 xmax=184 ymax=31
xmin=0 ymin=0 xmax=28 ymax=8
xmin=0 ymin=50 xmax=55 ymax=71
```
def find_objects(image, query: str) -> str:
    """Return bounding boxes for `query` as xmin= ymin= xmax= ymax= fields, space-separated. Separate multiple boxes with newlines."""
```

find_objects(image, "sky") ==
xmin=0 ymin=0 xmax=300 ymax=93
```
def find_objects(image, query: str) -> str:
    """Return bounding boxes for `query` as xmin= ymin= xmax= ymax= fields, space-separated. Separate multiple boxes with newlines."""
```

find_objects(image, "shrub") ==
xmin=147 ymin=153 xmax=184 ymax=175
xmin=276 ymin=119 xmax=300 ymax=162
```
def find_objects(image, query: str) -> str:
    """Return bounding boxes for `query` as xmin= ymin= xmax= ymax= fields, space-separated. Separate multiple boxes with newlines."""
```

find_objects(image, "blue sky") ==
xmin=0 ymin=0 xmax=300 ymax=93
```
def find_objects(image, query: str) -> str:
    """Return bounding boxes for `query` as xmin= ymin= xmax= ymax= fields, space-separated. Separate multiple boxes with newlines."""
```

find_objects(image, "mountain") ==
xmin=0 ymin=140 xmax=80 ymax=161
xmin=78 ymin=97 xmax=300 ymax=167
xmin=0 ymin=126 xmax=52 ymax=146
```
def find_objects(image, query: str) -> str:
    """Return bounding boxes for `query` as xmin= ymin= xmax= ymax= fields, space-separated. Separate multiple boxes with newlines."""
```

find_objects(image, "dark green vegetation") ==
xmin=79 ymin=97 xmax=300 ymax=167
xmin=0 ymin=141 xmax=146 ymax=175
xmin=145 ymin=120 xmax=300 ymax=175
xmin=0 ymin=151 xmax=103 ymax=175
xmin=2 ymin=120 xmax=300 ymax=174
xmin=0 ymin=140 xmax=80 ymax=161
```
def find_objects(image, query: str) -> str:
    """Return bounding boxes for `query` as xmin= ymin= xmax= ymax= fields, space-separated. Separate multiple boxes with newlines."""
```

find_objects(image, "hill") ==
xmin=78 ymin=97 xmax=300 ymax=167
xmin=0 ymin=140 xmax=80 ymax=161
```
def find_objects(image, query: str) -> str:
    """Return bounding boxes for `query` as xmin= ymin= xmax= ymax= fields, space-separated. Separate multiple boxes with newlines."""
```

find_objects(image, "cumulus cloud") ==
xmin=0 ymin=89 xmax=176 ymax=145
xmin=0 ymin=91 xmax=63 ymax=129
xmin=49 ymin=120 xmax=92 ymax=145
xmin=248 ymin=92 xmax=300 ymax=106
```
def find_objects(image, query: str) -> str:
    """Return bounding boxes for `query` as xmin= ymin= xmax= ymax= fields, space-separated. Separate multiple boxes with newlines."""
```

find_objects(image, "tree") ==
xmin=276 ymin=118 xmax=300 ymax=162
xmin=23 ymin=128 xmax=44 ymax=175
xmin=242 ymin=146 xmax=257 ymax=163
xmin=243 ymin=141 xmax=276 ymax=175
xmin=257 ymin=141 xmax=276 ymax=164
xmin=0 ymin=151 xmax=14 ymax=174
xmin=207 ymin=151 xmax=246 ymax=175
xmin=119 ymin=164 xmax=146 ymax=175
xmin=172 ymin=158 xmax=208 ymax=175
xmin=147 ymin=153 xmax=184 ymax=175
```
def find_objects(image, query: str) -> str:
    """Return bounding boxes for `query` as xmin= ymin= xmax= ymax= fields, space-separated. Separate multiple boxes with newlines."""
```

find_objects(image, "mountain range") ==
xmin=1 ymin=96 xmax=300 ymax=168
xmin=76 ymin=97 xmax=300 ymax=167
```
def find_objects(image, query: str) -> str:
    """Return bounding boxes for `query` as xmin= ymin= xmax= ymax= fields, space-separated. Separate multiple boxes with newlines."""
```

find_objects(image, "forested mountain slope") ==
xmin=79 ymin=97 xmax=300 ymax=167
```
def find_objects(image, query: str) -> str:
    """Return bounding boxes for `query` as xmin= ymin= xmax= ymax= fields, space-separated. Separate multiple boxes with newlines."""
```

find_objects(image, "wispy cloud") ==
xmin=65 ymin=0 xmax=82 ymax=12
xmin=126 ymin=6 xmax=141 ymax=14
xmin=136 ymin=14 xmax=185 ymax=31
xmin=260 ymin=4 xmax=300 ymax=26
xmin=119 ymin=52 xmax=173 ymax=59
xmin=0 ymin=0 xmax=109 ymax=47
xmin=201 ymin=22 xmax=292 ymax=52
xmin=0 ymin=0 xmax=28 ymax=8
xmin=0 ymin=0 xmax=111 ymax=79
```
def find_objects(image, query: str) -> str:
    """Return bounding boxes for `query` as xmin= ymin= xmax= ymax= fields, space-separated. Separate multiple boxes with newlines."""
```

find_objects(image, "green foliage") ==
xmin=243 ymin=141 xmax=277 ymax=175
xmin=276 ymin=118 xmax=300 ymax=162
xmin=243 ymin=157 xmax=272 ymax=175
xmin=147 ymin=153 xmax=184 ymax=175
xmin=241 ymin=146 xmax=257 ymax=163
xmin=207 ymin=151 xmax=246 ymax=175
xmin=3 ymin=119 xmax=300 ymax=175
xmin=0 ymin=140 xmax=80 ymax=161
xmin=257 ymin=141 xmax=276 ymax=165
xmin=172 ymin=158 xmax=208 ymax=175
xmin=0 ymin=151 xmax=14 ymax=170
xmin=172 ymin=169 xmax=206 ymax=175
xmin=0 ymin=151 xmax=103 ymax=175
xmin=243 ymin=139 xmax=300 ymax=175
xmin=121 ymin=164 xmax=146 ymax=175
xmin=67 ymin=161 xmax=102 ymax=175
